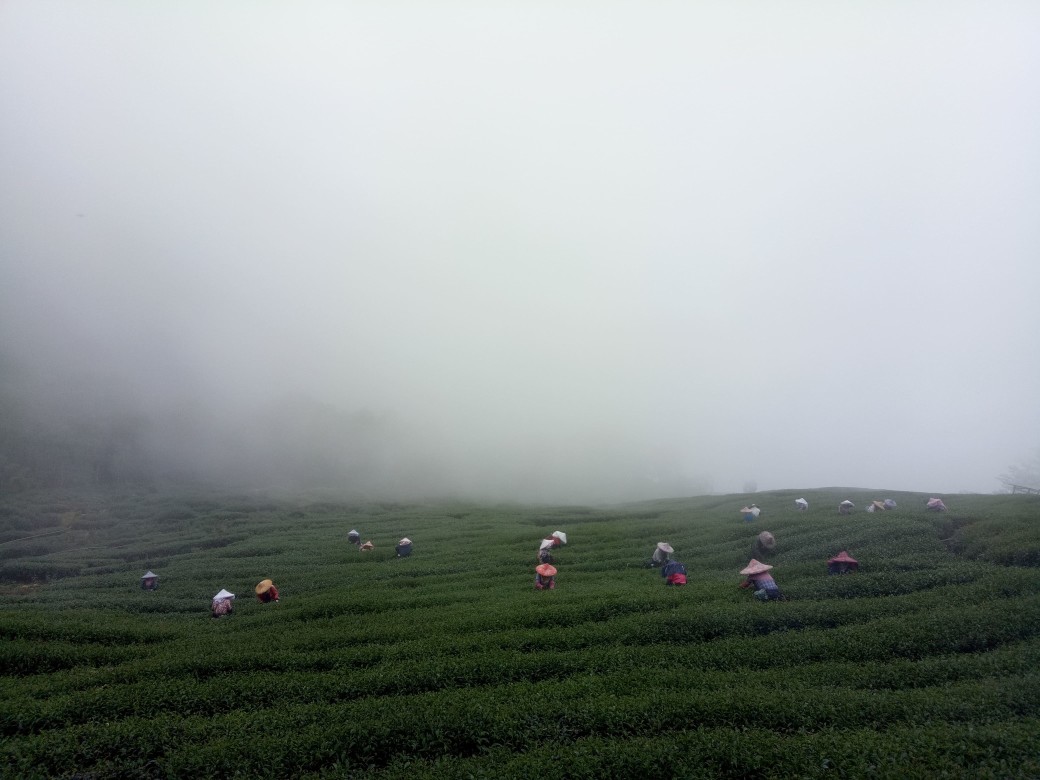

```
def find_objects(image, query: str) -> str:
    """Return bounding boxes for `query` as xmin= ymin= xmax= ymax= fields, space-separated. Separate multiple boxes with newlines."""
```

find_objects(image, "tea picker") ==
xmin=648 ymin=541 xmax=673 ymax=568
xmin=827 ymin=551 xmax=859 ymax=575
xmin=534 ymin=563 xmax=557 ymax=590
xmin=738 ymin=560 xmax=784 ymax=601
xmin=211 ymin=589 xmax=235 ymax=618
xmin=255 ymin=579 xmax=280 ymax=602
xmin=661 ymin=559 xmax=687 ymax=586
xmin=740 ymin=504 xmax=761 ymax=522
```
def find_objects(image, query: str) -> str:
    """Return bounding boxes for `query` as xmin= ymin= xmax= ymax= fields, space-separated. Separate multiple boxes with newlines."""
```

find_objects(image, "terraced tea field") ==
xmin=2 ymin=488 xmax=1039 ymax=778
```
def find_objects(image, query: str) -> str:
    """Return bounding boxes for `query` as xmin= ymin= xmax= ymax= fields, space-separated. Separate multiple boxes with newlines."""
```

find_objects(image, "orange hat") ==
xmin=255 ymin=579 xmax=274 ymax=595
xmin=535 ymin=564 xmax=557 ymax=577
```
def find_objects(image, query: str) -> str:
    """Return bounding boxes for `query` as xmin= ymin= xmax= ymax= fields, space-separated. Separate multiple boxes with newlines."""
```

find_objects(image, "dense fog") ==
xmin=2 ymin=3 xmax=1039 ymax=501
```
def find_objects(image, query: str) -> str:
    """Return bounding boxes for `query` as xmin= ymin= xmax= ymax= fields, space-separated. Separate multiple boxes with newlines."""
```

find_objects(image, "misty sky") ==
xmin=2 ymin=2 xmax=1039 ymax=499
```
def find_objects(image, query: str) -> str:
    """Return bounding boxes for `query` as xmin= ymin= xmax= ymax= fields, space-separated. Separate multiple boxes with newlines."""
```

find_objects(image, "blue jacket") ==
xmin=661 ymin=561 xmax=687 ymax=579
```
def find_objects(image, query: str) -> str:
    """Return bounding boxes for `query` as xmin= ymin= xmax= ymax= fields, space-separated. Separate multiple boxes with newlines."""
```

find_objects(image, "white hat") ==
xmin=399 ymin=538 xmax=412 ymax=545
xmin=656 ymin=542 xmax=674 ymax=553
xmin=539 ymin=539 xmax=555 ymax=550
xmin=551 ymin=531 xmax=567 ymax=544
xmin=795 ymin=498 xmax=808 ymax=506
xmin=141 ymin=571 xmax=158 ymax=579
xmin=213 ymin=589 xmax=235 ymax=600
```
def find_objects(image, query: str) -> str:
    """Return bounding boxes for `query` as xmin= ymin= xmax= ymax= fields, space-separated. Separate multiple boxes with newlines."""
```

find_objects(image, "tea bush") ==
xmin=1 ymin=487 xmax=1038 ymax=778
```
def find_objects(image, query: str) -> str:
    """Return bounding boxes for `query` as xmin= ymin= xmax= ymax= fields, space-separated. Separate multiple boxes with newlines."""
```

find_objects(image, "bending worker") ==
xmin=661 ymin=560 xmax=687 ymax=586
xmin=738 ymin=560 xmax=784 ymax=601
xmin=535 ymin=563 xmax=557 ymax=590
xmin=650 ymin=542 xmax=673 ymax=567
xmin=255 ymin=579 xmax=280 ymax=603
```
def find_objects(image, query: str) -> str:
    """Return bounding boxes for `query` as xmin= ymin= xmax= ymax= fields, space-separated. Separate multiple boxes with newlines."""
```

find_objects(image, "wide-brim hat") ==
xmin=927 ymin=498 xmax=944 ymax=507
xmin=795 ymin=498 xmax=808 ymax=505
xmin=840 ymin=500 xmax=855 ymax=506
xmin=739 ymin=559 xmax=773 ymax=576
xmin=657 ymin=542 xmax=674 ymax=553
xmin=348 ymin=529 xmax=359 ymax=535
xmin=539 ymin=539 xmax=555 ymax=550
xmin=213 ymin=589 xmax=235 ymax=600
xmin=255 ymin=579 xmax=274 ymax=595
xmin=828 ymin=551 xmax=858 ymax=565
xmin=399 ymin=538 xmax=412 ymax=545
xmin=757 ymin=531 xmax=776 ymax=548
xmin=551 ymin=531 xmax=567 ymax=544
xmin=141 ymin=571 xmax=158 ymax=579
xmin=535 ymin=564 xmax=557 ymax=577
xmin=872 ymin=501 xmax=886 ymax=510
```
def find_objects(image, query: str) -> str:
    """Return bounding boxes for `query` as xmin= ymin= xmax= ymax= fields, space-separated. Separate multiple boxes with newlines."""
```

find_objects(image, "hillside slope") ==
xmin=2 ymin=488 xmax=1039 ymax=778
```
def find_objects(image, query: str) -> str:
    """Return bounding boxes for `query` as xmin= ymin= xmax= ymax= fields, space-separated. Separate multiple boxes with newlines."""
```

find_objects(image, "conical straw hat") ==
xmin=739 ymin=559 xmax=773 ymax=576
xmin=657 ymin=542 xmax=674 ymax=553
xmin=535 ymin=564 xmax=557 ymax=577
xmin=213 ymin=589 xmax=235 ymax=600
xmin=827 ymin=551 xmax=858 ymax=565
xmin=141 ymin=571 xmax=158 ymax=579
xmin=399 ymin=538 xmax=411 ymax=545
xmin=551 ymin=531 xmax=567 ymax=544
xmin=757 ymin=531 xmax=775 ymax=549
xmin=539 ymin=539 xmax=555 ymax=550
xmin=255 ymin=579 xmax=274 ymax=595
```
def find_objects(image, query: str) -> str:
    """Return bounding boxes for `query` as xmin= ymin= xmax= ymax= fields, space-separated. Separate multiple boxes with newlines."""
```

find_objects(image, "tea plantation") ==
xmin=1 ymin=488 xmax=1039 ymax=779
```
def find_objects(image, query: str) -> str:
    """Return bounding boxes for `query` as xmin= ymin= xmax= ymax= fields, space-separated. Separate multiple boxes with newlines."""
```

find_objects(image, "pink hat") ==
xmin=827 ymin=551 xmax=858 ymax=565
xmin=535 ymin=564 xmax=557 ymax=577
xmin=739 ymin=559 xmax=773 ymax=576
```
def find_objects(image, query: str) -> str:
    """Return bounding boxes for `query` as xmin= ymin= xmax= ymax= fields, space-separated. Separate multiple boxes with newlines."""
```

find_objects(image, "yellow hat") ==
xmin=255 ymin=579 xmax=274 ymax=595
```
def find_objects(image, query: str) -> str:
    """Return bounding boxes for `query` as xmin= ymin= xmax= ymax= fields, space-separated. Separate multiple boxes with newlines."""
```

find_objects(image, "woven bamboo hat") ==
xmin=739 ymin=559 xmax=773 ymax=576
xmin=827 ymin=551 xmax=858 ymax=565
xmin=657 ymin=542 xmax=674 ymax=553
xmin=535 ymin=564 xmax=557 ymax=577
xmin=255 ymin=579 xmax=274 ymax=595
